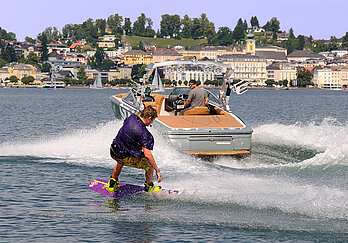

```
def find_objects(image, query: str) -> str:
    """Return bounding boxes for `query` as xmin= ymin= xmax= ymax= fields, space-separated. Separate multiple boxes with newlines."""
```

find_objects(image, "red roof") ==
xmin=305 ymin=67 xmax=314 ymax=72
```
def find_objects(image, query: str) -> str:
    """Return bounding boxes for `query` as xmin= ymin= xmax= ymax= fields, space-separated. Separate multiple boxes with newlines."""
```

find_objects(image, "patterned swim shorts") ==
xmin=110 ymin=147 xmax=151 ymax=171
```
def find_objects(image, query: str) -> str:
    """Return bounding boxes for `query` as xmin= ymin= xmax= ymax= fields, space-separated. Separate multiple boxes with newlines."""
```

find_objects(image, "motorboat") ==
xmin=109 ymin=60 xmax=252 ymax=156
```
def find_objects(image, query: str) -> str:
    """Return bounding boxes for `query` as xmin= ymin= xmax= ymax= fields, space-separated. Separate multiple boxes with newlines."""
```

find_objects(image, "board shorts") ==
xmin=110 ymin=147 xmax=151 ymax=171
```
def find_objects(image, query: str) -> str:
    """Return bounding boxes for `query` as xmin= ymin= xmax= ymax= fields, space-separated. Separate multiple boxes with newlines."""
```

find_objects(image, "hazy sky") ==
xmin=1 ymin=0 xmax=347 ymax=41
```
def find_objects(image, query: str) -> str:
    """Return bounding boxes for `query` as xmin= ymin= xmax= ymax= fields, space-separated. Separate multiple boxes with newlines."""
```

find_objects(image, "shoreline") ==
xmin=0 ymin=84 xmax=345 ymax=91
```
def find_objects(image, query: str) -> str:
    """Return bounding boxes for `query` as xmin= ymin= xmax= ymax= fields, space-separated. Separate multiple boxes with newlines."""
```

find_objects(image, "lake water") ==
xmin=0 ymin=88 xmax=347 ymax=242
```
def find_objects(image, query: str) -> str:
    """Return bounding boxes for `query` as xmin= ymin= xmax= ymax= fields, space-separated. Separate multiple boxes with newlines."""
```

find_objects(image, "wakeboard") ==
xmin=88 ymin=179 xmax=179 ymax=199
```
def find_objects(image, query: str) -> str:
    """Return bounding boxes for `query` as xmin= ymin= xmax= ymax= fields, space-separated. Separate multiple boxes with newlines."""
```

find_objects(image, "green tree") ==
xmin=0 ymin=57 xmax=7 ymax=67
xmin=296 ymin=35 xmax=305 ymax=50
xmin=23 ymin=52 xmax=40 ymax=65
xmin=89 ymin=47 xmax=105 ymax=69
xmin=95 ymin=19 xmax=106 ymax=36
xmin=1 ymin=46 xmax=17 ymax=62
xmin=265 ymin=79 xmax=276 ymax=86
xmin=101 ymin=59 xmax=115 ymax=70
xmin=123 ymin=18 xmax=132 ymax=35
xmin=21 ymin=75 xmax=35 ymax=84
xmin=263 ymin=17 xmax=280 ymax=33
xmin=297 ymin=68 xmax=313 ymax=87
xmin=342 ymin=32 xmax=348 ymax=48
xmin=289 ymin=28 xmax=295 ymax=39
xmin=62 ymin=24 xmax=75 ymax=38
xmin=250 ymin=16 xmax=259 ymax=27
xmin=210 ymin=27 xmax=233 ymax=46
xmin=160 ymin=14 xmax=181 ymax=38
xmin=133 ymin=13 xmax=147 ymax=36
xmin=38 ymin=33 xmax=48 ymax=62
xmin=9 ymin=75 xmax=19 ymax=83
xmin=181 ymin=15 xmax=192 ymax=38
xmin=25 ymin=36 xmax=36 ymax=44
xmin=77 ymin=65 xmax=88 ymax=82
xmin=41 ymin=62 xmax=51 ymax=72
xmin=108 ymin=14 xmax=123 ymax=35
xmin=144 ymin=17 xmax=155 ymax=37
xmin=232 ymin=18 xmax=245 ymax=42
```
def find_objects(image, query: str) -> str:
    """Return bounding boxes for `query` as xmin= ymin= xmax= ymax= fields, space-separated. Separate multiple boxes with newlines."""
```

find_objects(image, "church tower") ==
xmin=246 ymin=33 xmax=255 ymax=55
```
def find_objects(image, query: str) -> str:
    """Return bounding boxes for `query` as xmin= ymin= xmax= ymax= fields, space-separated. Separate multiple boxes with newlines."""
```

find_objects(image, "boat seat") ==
xmin=184 ymin=106 xmax=211 ymax=116
xmin=144 ymin=94 xmax=165 ymax=115
xmin=116 ymin=93 xmax=127 ymax=99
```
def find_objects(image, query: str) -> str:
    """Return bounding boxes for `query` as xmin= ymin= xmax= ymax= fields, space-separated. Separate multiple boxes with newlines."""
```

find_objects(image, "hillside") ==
xmin=125 ymin=36 xmax=208 ymax=49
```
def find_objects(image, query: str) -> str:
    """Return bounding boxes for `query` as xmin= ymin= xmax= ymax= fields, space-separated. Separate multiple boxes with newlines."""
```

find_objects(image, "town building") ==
xmin=122 ymin=50 xmax=153 ymax=65
xmin=8 ymin=63 xmax=40 ymax=84
xmin=312 ymin=67 xmax=342 ymax=89
xmin=152 ymin=49 xmax=181 ymax=63
xmin=97 ymin=35 xmax=116 ymax=49
xmin=217 ymin=54 xmax=267 ymax=85
xmin=287 ymin=50 xmax=324 ymax=62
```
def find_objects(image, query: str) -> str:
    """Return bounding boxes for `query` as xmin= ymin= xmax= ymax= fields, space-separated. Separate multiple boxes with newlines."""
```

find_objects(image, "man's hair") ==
xmin=189 ymin=80 xmax=197 ymax=85
xmin=140 ymin=105 xmax=158 ymax=119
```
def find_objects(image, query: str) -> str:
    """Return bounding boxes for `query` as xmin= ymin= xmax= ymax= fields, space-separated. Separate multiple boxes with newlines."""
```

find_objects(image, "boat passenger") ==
xmin=180 ymin=80 xmax=209 ymax=115
xmin=106 ymin=105 xmax=162 ymax=193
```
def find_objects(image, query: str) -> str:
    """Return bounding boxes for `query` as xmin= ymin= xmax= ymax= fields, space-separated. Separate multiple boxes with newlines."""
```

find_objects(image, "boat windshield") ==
xmin=170 ymin=87 xmax=191 ymax=96
xmin=205 ymin=90 xmax=222 ymax=106
xmin=123 ymin=91 xmax=137 ymax=105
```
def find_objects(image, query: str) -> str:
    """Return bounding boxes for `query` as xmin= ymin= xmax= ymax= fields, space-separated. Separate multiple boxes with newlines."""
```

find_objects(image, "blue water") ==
xmin=0 ymin=88 xmax=347 ymax=242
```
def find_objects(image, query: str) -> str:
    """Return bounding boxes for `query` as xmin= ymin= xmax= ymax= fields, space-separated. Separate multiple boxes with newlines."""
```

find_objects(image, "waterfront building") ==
xmin=108 ymin=65 xmax=132 ymax=81
xmin=312 ymin=67 xmax=342 ymax=89
xmin=339 ymin=67 xmax=348 ymax=89
xmin=217 ymin=54 xmax=267 ymax=85
xmin=8 ymin=63 xmax=40 ymax=84
xmin=162 ymin=63 xmax=223 ymax=83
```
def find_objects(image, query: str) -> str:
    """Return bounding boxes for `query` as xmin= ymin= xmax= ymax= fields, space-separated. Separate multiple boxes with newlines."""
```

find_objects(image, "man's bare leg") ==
xmin=145 ymin=167 xmax=154 ymax=184
xmin=112 ymin=163 xmax=123 ymax=180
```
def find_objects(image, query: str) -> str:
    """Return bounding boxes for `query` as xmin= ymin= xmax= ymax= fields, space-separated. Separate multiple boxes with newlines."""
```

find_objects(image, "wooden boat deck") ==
xmin=156 ymin=114 xmax=244 ymax=129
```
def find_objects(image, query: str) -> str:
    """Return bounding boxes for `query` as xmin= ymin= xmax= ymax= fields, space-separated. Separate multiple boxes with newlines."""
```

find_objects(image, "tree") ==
xmin=101 ymin=59 xmax=115 ymax=70
xmin=21 ymin=76 xmax=35 ymax=85
xmin=1 ymin=46 xmax=17 ymax=62
xmin=89 ymin=47 xmax=105 ymax=69
xmin=41 ymin=62 xmax=51 ymax=72
xmin=77 ymin=65 xmax=88 ymax=82
xmin=263 ymin=17 xmax=280 ymax=33
xmin=95 ymin=19 xmax=106 ymax=36
xmin=133 ymin=13 xmax=147 ymax=36
xmin=123 ymin=18 xmax=132 ymax=35
xmin=191 ymin=17 xmax=203 ymax=39
xmin=0 ymin=57 xmax=7 ymax=67
xmin=342 ymin=32 xmax=348 ymax=48
xmin=25 ymin=36 xmax=36 ymax=44
xmin=250 ymin=16 xmax=259 ymax=28
xmin=210 ymin=27 xmax=233 ymax=46
xmin=296 ymin=35 xmax=305 ymax=50
xmin=297 ymin=68 xmax=313 ymax=87
xmin=265 ymin=79 xmax=276 ymax=86
xmin=62 ymin=24 xmax=75 ymax=38
xmin=38 ymin=33 xmax=48 ymax=62
xmin=144 ymin=17 xmax=155 ymax=37
xmin=232 ymin=18 xmax=245 ymax=42
xmin=9 ymin=75 xmax=19 ymax=83
xmin=181 ymin=15 xmax=192 ymax=38
xmin=289 ymin=28 xmax=295 ymax=39
xmin=108 ymin=14 xmax=123 ymax=35
xmin=22 ymin=52 xmax=40 ymax=65
xmin=160 ymin=14 xmax=181 ymax=38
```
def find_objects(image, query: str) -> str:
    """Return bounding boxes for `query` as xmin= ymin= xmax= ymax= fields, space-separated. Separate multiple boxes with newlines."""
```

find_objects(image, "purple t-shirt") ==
xmin=112 ymin=114 xmax=154 ymax=158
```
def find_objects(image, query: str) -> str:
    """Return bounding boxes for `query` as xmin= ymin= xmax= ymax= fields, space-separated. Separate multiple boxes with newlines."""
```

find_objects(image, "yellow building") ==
xmin=313 ymin=67 xmax=341 ymax=89
xmin=98 ymin=35 xmax=116 ymax=49
xmin=108 ymin=66 xmax=132 ymax=81
xmin=178 ymin=50 xmax=201 ymax=60
xmin=122 ymin=50 xmax=153 ymax=65
xmin=8 ymin=63 xmax=39 ymax=85
xmin=280 ymin=66 xmax=297 ymax=84
xmin=340 ymin=67 xmax=348 ymax=88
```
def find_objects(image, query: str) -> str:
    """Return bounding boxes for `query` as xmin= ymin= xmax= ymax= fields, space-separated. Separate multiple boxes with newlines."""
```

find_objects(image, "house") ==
xmin=98 ymin=35 xmax=116 ymax=49
xmin=331 ymin=49 xmax=348 ymax=57
xmin=255 ymin=51 xmax=288 ymax=64
xmin=171 ymin=44 xmax=186 ymax=51
xmin=152 ymin=49 xmax=181 ymax=63
xmin=47 ymin=43 xmax=70 ymax=56
xmin=70 ymin=41 xmax=85 ymax=52
xmin=140 ymin=41 xmax=157 ymax=51
xmin=277 ymin=32 xmax=290 ymax=41
xmin=8 ymin=63 xmax=40 ymax=84
xmin=122 ymin=50 xmax=153 ymax=65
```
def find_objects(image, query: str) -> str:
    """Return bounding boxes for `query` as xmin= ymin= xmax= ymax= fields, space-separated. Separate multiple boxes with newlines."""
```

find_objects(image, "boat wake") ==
xmin=0 ymin=118 xmax=347 ymax=221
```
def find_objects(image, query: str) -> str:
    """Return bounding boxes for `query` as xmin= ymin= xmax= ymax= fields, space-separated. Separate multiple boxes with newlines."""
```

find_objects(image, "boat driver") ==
xmin=106 ymin=105 xmax=162 ymax=193
xmin=180 ymin=80 xmax=209 ymax=115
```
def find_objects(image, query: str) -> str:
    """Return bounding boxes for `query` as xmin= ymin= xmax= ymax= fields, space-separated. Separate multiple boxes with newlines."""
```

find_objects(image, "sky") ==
xmin=1 ymin=0 xmax=347 ymax=41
